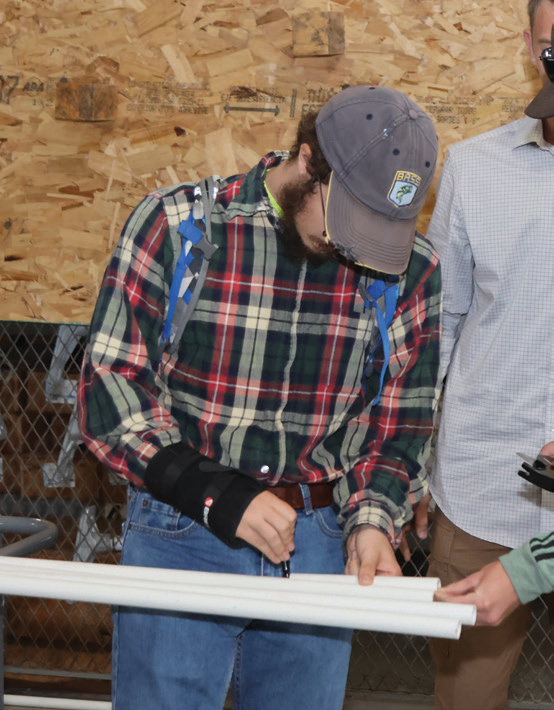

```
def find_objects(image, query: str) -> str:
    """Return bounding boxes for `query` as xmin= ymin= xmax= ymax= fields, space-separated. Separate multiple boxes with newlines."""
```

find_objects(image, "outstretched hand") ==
xmin=434 ymin=441 xmax=554 ymax=625
xmin=433 ymin=560 xmax=521 ymax=626
xmin=345 ymin=524 xmax=402 ymax=585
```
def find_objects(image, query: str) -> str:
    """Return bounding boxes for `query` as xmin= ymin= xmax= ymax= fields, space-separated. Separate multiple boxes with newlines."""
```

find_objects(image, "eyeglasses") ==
xmin=540 ymin=46 xmax=554 ymax=82
xmin=316 ymin=177 xmax=327 ymax=238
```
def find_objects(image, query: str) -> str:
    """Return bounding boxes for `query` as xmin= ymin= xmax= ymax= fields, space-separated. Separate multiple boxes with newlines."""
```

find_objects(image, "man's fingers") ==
xmin=357 ymin=553 xmax=378 ymax=586
xmin=434 ymin=585 xmax=471 ymax=603
xmin=398 ymin=495 xmax=431 ymax=562
xmin=414 ymin=493 xmax=430 ymax=539
xmin=240 ymin=522 xmax=289 ymax=564
xmin=344 ymin=547 xmax=359 ymax=576
xmin=398 ymin=534 xmax=411 ymax=562
xmin=235 ymin=492 xmax=297 ymax=563
xmin=414 ymin=517 xmax=429 ymax=540
xmin=346 ymin=525 xmax=401 ymax=586
xmin=434 ymin=572 xmax=480 ymax=601
xmin=434 ymin=562 xmax=521 ymax=627
xmin=237 ymin=519 xmax=292 ymax=564
xmin=540 ymin=441 xmax=554 ymax=457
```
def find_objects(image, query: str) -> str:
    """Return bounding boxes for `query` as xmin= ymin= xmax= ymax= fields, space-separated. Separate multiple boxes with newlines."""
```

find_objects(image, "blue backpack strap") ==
xmin=158 ymin=177 xmax=220 ymax=359
xmin=359 ymin=279 xmax=399 ymax=406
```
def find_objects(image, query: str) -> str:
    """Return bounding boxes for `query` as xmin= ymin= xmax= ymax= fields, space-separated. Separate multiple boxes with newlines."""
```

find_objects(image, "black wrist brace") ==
xmin=144 ymin=442 xmax=265 ymax=547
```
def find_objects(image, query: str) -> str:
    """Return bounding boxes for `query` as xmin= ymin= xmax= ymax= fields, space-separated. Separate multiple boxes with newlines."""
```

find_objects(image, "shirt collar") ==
xmin=512 ymin=115 xmax=553 ymax=151
xmin=226 ymin=151 xmax=289 ymax=219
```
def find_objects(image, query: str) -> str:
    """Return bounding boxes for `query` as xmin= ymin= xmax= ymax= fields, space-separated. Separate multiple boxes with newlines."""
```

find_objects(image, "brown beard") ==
xmin=276 ymin=180 xmax=337 ymax=266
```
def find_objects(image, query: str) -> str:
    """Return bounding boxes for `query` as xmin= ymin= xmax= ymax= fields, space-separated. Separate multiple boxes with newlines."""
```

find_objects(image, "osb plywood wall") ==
xmin=0 ymin=0 xmax=540 ymax=323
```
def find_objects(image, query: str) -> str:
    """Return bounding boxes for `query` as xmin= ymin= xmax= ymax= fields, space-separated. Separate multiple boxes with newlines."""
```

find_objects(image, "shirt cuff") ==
xmin=500 ymin=543 xmax=553 ymax=605
xmin=342 ymin=502 xmax=398 ymax=550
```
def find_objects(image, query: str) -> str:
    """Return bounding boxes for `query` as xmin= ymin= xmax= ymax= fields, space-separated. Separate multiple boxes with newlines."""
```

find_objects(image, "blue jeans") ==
xmin=112 ymin=487 xmax=353 ymax=710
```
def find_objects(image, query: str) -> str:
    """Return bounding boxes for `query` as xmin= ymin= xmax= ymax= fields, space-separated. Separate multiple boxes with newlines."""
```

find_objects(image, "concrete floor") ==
xmin=345 ymin=694 xmax=432 ymax=709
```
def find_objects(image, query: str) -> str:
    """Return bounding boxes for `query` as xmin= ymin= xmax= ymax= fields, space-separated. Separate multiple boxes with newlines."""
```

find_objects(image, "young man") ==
xmin=424 ymin=3 xmax=554 ymax=709
xmin=434 ymin=24 xmax=554 ymax=630
xmin=78 ymin=85 xmax=441 ymax=710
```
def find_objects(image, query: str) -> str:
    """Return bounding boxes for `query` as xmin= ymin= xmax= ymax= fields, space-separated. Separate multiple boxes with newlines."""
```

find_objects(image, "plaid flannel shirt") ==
xmin=78 ymin=152 xmax=441 ymax=546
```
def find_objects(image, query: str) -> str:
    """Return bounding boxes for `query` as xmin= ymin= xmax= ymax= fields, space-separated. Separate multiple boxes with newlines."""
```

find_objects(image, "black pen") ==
xmin=281 ymin=560 xmax=290 ymax=578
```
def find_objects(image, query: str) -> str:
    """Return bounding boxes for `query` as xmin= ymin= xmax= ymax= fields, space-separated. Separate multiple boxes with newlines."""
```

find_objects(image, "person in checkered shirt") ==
xmin=79 ymin=85 xmax=441 ymax=710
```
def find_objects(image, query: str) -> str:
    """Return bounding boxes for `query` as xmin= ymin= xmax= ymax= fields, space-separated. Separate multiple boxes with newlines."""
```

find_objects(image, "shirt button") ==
xmin=260 ymin=465 xmax=270 ymax=474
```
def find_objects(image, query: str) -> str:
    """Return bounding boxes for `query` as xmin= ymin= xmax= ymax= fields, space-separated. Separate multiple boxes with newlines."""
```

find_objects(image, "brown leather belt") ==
xmin=268 ymin=481 xmax=335 ymax=510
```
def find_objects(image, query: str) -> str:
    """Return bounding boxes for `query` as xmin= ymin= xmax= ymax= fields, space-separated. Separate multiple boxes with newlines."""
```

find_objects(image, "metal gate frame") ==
xmin=0 ymin=515 xmax=58 ymax=709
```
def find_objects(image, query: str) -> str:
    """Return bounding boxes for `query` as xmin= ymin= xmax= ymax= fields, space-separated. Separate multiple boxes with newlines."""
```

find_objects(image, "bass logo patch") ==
xmin=387 ymin=170 xmax=421 ymax=207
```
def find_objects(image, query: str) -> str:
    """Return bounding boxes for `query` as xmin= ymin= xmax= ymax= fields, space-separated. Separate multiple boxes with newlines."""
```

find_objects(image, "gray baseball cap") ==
xmin=315 ymin=85 xmax=438 ymax=274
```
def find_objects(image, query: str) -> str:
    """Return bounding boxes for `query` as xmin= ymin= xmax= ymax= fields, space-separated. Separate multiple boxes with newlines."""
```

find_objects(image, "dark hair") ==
xmin=289 ymin=111 xmax=332 ymax=184
xmin=528 ymin=0 xmax=554 ymax=28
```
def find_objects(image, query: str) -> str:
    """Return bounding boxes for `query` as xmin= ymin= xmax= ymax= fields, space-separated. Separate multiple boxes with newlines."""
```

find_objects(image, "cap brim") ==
xmin=325 ymin=174 xmax=416 ymax=275
xmin=525 ymin=82 xmax=554 ymax=119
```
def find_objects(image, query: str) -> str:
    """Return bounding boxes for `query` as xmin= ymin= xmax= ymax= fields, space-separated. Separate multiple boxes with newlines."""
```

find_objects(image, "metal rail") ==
xmin=0 ymin=517 xmax=58 ymax=558
xmin=0 ymin=516 xmax=58 ymax=710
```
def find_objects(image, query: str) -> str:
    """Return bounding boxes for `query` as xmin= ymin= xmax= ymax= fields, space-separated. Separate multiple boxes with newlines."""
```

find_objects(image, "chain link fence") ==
xmin=0 ymin=320 xmax=552 ymax=704
xmin=347 ymin=532 xmax=554 ymax=706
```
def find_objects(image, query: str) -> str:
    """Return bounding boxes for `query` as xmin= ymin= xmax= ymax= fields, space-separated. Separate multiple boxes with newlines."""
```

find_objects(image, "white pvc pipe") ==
xmin=0 ymin=557 xmax=437 ymax=603
xmin=0 ymin=557 xmax=473 ymax=638
xmin=0 ymin=562 xmax=475 ymax=625
xmin=4 ymin=695 xmax=110 ymax=710
xmin=1 ymin=574 xmax=460 ymax=637
xmin=292 ymin=573 xmax=441 ymax=590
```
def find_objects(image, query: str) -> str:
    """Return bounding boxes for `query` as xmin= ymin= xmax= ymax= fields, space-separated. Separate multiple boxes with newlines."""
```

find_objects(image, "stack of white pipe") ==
xmin=4 ymin=696 xmax=111 ymax=709
xmin=0 ymin=557 xmax=474 ymax=639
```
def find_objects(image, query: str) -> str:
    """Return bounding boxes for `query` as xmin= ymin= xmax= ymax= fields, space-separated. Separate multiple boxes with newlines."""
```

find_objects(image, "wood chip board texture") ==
xmin=0 ymin=0 xmax=537 ymax=322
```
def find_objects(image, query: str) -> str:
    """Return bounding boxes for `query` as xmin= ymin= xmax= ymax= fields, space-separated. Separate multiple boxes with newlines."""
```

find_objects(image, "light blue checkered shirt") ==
xmin=429 ymin=115 xmax=554 ymax=549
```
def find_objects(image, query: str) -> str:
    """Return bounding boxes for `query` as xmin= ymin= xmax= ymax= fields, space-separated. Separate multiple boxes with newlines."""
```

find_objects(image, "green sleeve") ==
xmin=500 ymin=531 xmax=554 ymax=605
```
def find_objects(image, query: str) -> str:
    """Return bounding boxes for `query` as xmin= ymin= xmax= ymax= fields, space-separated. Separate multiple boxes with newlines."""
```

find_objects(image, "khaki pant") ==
xmin=427 ymin=507 xmax=551 ymax=710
